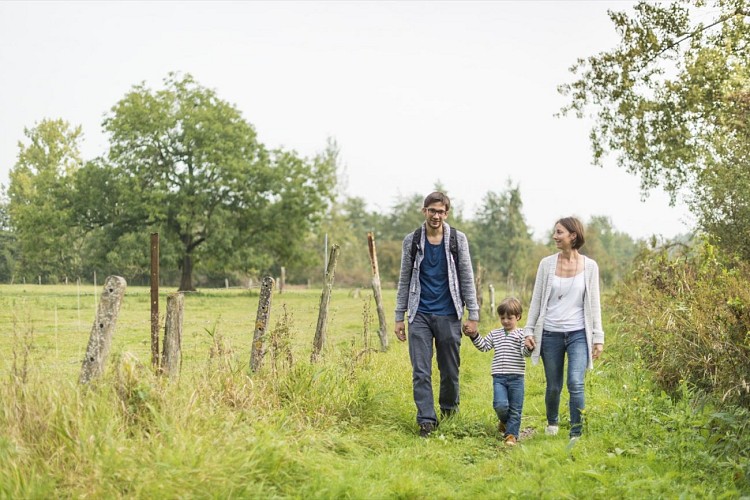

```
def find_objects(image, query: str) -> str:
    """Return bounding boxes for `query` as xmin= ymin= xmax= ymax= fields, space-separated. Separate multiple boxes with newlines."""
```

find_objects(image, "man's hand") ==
xmin=462 ymin=320 xmax=478 ymax=337
xmin=593 ymin=343 xmax=604 ymax=360
xmin=395 ymin=321 xmax=406 ymax=342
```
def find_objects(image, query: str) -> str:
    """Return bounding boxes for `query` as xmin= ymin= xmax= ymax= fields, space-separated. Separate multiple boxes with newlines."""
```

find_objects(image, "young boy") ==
xmin=463 ymin=297 xmax=532 ymax=446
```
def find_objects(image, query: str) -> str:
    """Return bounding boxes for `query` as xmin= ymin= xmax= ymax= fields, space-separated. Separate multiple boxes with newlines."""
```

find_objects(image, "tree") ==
xmin=559 ymin=1 xmax=750 ymax=258
xmin=7 ymin=119 xmax=85 ymax=281
xmin=0 ymin=197 xmax=17 ymax=282
xmin=471 ymin=181 xmax=534 ymax=287
xmin=582 ymin=216 xmax=639 ymax=287
xmin=97 ymin=73 xmax=336 ymax=290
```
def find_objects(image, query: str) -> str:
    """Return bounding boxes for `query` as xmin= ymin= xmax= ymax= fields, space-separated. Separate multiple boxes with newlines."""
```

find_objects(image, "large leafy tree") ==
xmin=471 ymin=181 xmax=534 ymax=286
xmin=7 ymin=119 xmax=85 ymax=281
xmin=559 ymin=1 xmax=750 ymax=258
xmin=95 ymin=73 xmax=336 ymax=290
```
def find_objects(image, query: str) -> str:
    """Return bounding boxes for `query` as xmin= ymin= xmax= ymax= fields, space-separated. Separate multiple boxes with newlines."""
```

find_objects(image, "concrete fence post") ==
xmin=79 ymin=276 xmax=127 ymax=384
xmin=250 ymin=276 xmax=275 ymax=373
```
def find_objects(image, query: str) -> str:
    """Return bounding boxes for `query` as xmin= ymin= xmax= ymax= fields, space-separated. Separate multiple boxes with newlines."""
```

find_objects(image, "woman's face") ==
xmin=553 ymin=223 xmax=576 ymax=250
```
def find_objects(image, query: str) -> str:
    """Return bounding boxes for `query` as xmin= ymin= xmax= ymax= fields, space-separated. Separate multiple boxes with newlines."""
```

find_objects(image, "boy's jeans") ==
xmin=541 ymin=329 xmax=588 ymax=437
xmin=492 ymin=373 xmax=525 ymax=438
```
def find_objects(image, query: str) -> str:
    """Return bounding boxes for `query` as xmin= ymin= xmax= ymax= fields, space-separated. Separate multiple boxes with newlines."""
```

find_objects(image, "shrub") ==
xmin=612 ymin=239 xmax=750 ymax=406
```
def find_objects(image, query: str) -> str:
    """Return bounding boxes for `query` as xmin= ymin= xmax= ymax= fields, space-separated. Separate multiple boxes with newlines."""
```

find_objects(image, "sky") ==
xmin=0 ymin=0 xmax=694 ymax=241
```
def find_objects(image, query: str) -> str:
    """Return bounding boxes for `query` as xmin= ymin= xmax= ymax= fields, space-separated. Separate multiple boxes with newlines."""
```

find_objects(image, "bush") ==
xmin=612 ymin=240 xmax=750 ymax=406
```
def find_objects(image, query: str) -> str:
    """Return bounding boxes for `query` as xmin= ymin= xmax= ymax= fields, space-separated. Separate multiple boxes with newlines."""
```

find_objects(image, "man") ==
xmin=394 ymin=191 xmax=480 ymax=437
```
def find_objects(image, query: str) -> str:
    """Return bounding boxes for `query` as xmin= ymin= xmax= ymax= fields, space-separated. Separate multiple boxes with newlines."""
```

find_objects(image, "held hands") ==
xmin=462 ymin=320 xmax=478 ymax=338
xmin=394 ymin=321 xmax=406 ymax=342
xmin=524 ymin=336 xmax=536 ymax=351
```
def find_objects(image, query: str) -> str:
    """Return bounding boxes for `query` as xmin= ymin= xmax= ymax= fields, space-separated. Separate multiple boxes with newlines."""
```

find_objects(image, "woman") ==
xmin=523 ymin=217 xmax=604 ymax=441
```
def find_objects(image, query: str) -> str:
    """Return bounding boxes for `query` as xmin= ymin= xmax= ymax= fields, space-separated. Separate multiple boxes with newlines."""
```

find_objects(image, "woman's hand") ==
xmin=593 ymin=343 xmax=604 ymax=360
xmin=524 ymin=336 xmax=535 ymax=350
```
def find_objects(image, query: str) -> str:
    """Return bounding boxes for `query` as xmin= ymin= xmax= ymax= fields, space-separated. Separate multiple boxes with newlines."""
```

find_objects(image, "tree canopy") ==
xmin=94 ymin=73 xmax=336 ymax=290
xmin=559 ymin=0 xmax=750 ymax=258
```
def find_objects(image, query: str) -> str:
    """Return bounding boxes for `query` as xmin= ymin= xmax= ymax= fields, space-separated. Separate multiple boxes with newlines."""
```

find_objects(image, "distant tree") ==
xmin=92 ymin=73 xmax=336 ymax=290
xmin=316 ymin=195 xmax=376 ymax=287
xmin=472 ymin=181 xmax=534 ymax=287
xmin=7 ymin=119 xmax=85 ymax=282
xmin=0 ymin=197 xmax=17 ymax=282
xmin=559 ymin=1 xmax=750 ymax=259
xmin=582 ymin=216 xmax=639 ymax=286
xmin=377 ymin=192 xmax=425 ymax=242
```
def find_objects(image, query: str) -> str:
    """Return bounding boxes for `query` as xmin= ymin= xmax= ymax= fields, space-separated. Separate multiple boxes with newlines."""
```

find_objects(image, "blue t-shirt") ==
xmin=417 ymin=237 xmax=456 ymax=316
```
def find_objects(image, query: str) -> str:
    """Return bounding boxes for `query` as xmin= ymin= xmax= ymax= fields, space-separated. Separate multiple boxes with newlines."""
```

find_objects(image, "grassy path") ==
xmin=0 ymin=285 xmax=745 ymax=497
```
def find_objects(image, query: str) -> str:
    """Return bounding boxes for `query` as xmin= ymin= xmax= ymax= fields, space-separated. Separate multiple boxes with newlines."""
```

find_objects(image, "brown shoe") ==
xmin=498 ymin=421 xmax=506 ymax=434
xmin=504 ymin=434 xmax=517 ymax=446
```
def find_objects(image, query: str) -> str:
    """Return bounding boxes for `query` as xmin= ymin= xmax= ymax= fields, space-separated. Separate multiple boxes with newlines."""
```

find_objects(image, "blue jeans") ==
xmin=408 ymin=312 xmax=462 ymax=424
xmin=492 ymin=374 xmax=525 ymax=438
xmin=540 ymin=329 xmax=588 ymax=437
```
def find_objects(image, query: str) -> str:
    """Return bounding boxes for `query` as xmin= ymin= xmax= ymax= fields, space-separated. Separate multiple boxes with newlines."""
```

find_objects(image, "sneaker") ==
xmin=566 ymin=436 xmax=580 ymax=450
xmin=497 ymin=421 xmax=506 ymax=434
xmin=504 ymin=434 xmax=517 ymax=446
xmin=419 ymin=422 xmax=436 ymax=438
xmin=545 ymin=425 xmax=559 ymax=436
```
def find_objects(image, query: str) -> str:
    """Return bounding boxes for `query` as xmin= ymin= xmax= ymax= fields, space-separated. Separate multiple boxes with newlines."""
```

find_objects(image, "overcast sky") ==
xmin=0 ymin=1 xmax=693 ymax=241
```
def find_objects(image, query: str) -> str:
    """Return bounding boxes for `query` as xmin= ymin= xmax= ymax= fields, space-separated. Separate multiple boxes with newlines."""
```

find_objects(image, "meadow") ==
xmin=0 ymin=283 xmax=746 ymax=498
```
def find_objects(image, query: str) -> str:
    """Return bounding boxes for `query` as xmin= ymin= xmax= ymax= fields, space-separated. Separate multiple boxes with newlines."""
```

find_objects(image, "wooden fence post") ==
xmin=79 ymin=276 xmax=127 ymax=384
xmin=367 ymin=232 xmax=388 ymax=351
xmin=250 ymin=276 xmax=275 ymax=373
xmin=311 ymin=244 xmax=340 ymax=363
xmin=161 ymin=292 xmax=184 ymax=378
xmin=488 ymin=284 xmax=496 ymax=318
xmin=150 ymin=232 xmax=160 ymax=369
xmin=279 ymin=267 xmax=286 ymax=294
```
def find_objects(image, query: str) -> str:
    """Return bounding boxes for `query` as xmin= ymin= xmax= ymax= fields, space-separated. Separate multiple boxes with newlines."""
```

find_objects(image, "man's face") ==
xmin=422 ymin=202 xmax=448 ymax=229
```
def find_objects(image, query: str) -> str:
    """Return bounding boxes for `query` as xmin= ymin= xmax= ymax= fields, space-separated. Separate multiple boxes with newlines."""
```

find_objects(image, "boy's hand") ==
xmin=462 ymin=322 xmax=478 ymax=338
xmin=524 ymin=336 xmax=535 ymax=350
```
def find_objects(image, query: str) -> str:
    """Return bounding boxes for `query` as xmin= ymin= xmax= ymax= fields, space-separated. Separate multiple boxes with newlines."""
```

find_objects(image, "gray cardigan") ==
xmin=395 ymin=222 xmax=480 ymax=324
xmin=523 ymin=253 xmax=605 ymax=369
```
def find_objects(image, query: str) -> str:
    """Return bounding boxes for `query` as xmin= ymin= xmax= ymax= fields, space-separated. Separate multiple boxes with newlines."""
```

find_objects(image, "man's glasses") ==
xmin=426 ymin=208 xmax=447 ymax=216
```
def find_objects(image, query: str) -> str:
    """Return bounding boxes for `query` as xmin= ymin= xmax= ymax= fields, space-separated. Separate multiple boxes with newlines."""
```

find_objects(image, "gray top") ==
xmin=395 ymin=222 xmax=480 ymax=324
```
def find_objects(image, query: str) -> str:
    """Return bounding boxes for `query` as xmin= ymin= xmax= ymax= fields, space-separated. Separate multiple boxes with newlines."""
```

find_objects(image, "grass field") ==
xmin=1 ymin=283 xmax=747 ymax=498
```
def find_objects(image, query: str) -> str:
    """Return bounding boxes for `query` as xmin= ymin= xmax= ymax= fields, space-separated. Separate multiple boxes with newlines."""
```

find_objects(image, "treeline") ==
xmin=0 ymin=72 xmax=641 ymax=291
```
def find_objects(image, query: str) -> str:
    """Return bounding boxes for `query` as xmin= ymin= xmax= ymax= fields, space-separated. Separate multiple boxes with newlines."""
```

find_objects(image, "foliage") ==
xmin=612 ymin=239 xmax=750 ymax=406
xmin=583 ymin=215 xmax=641 ymax=287
xmin=559 ymin=0 xmax=750 ymax=260
xmin=0 ymin=199 xmax=17 ymax=283
xmin=93 ymin=72 xmax=336 ymax=290
xmin=7 ymin=119 xmax=85 ymax=282
xmin=470 ymin=180 xmax=534 ymax=289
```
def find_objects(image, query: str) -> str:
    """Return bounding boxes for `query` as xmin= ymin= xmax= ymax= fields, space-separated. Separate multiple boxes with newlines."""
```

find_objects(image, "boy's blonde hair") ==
xmin=497 ymin=297 xmax=522 ymax=318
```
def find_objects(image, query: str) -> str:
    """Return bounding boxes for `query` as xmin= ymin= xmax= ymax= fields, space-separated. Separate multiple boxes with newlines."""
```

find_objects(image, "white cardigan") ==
xmin=523 ymin=253 xmax=605 ymax=369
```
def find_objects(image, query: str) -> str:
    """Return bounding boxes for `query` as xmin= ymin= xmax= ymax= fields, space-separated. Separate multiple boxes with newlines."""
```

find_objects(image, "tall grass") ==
xmin=0 ymin=283 xmax=747 ymax=497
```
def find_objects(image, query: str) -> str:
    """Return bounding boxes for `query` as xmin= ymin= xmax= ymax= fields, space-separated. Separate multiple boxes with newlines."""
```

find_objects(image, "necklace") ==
xmin=557 ymin=254 xmax=579 ymax=301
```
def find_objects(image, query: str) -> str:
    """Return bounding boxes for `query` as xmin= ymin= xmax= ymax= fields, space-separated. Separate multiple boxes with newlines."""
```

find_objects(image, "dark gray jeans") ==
xmin=408 ymin=312 xmax=462 ymax=424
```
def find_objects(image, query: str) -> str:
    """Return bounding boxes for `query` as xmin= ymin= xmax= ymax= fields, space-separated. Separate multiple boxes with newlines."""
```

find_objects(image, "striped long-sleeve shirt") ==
xmin=470 ymin=327 xmax=532 ymax=375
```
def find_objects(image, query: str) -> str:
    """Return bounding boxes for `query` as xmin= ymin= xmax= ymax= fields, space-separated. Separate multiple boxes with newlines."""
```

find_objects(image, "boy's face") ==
xmin=500 ymin=313 xmax=520 ymax=331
